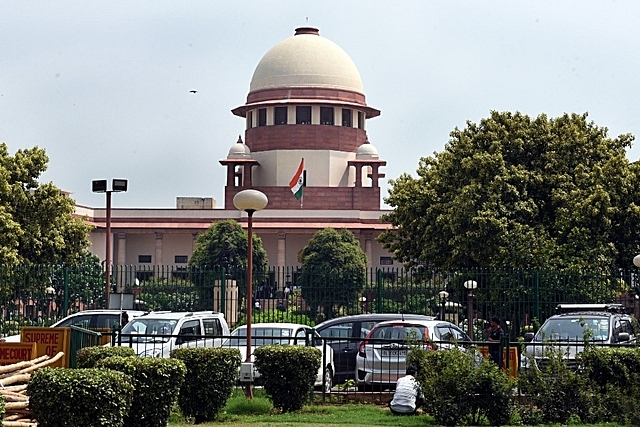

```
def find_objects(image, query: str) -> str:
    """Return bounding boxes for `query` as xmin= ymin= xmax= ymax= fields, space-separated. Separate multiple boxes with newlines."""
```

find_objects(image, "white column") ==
xmin=155 ymin=233 xmax=163 ymax=278
xmin=364 ymin=234 xmax=373 ymax=267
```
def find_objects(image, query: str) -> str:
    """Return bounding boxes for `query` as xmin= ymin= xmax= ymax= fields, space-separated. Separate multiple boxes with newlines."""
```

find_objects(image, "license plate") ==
xmin=381 ymin=349 xmax=407 ymax=357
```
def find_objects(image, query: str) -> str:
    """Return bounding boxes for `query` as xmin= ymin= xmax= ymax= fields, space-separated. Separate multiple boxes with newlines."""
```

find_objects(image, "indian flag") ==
xmin=289 ymin=158 xmax=305 ymax=200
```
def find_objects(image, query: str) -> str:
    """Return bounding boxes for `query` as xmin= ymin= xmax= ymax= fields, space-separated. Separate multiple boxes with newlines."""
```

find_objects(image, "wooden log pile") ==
xmin=0 ymin=352 xmax=64 ymax=427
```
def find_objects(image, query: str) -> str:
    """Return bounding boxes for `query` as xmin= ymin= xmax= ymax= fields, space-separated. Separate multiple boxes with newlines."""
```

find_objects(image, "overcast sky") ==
xmin=2 ymin=1 xmax=640 ymax=209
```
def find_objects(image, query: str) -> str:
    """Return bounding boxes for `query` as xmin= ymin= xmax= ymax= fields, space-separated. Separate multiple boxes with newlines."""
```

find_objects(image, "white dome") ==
xmin=356 ymin=142 xmax=379 ymax=160
xmin=227 ymin=137 xmax=251 ymax=159
xmin=250 ymin=27 xmax=364 ymax=94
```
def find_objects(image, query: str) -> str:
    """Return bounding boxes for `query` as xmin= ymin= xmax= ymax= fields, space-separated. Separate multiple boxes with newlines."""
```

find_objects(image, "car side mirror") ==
xmin=617 ymin=332 xmax=630 ymax=342
xmin=524 ymin=332 xmax=535 ymax=342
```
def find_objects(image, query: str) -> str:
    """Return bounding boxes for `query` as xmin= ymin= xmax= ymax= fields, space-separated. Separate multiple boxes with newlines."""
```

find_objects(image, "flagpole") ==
xmin=300 ymin=158 xmax=305 ymax=209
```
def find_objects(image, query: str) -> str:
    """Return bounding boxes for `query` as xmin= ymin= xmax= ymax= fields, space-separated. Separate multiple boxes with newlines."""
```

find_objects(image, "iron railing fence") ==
xmin=0 ymin=264 xmax=638 ymax=337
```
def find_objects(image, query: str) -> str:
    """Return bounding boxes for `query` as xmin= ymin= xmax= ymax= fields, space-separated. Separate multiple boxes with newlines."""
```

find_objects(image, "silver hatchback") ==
xmin=355 ymin=319 xmax=471 ymax=389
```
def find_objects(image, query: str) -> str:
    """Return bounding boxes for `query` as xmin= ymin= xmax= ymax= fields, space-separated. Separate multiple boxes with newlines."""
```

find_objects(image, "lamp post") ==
xmin=438 ymin=290 xmax=449 ymax=320
xmin=464 ymin=280 xmax=478 ymax=340
xmin=633 ymin=255 xmax=640 ymax=319
xmin=360 ymin=296 xmax=367 ymax=313
xmin=233 ymin=189 xmax=268 ymax=399
xmin=45 ymin=285 xmax=55 ymax=319
xmin=92 ymin=179 xmax=128 ymax=309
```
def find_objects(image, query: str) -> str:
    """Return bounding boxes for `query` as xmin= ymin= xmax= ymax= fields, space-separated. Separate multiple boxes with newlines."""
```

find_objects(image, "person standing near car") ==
xmin=389 ymin=366 xmax=424 ymax=415
xmin=487 ymin=315 xmax=504 ymax=366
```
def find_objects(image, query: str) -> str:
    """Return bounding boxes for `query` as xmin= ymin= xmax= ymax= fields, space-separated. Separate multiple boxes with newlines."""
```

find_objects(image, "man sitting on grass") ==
xmin=389 ymin=365 xmax=424 ymax=415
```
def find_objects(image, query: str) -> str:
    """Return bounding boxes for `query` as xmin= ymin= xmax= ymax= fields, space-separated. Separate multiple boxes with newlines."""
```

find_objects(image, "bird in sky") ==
xmin=190 ymin=90 xmax=198 ymax=94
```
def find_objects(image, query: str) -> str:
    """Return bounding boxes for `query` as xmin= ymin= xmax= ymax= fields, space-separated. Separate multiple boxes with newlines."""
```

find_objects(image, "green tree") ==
xmin=189 ymin=219 xmax=268 ymax=311
xmin=0 ymin=143 xmax=92 ymax=265
xmin=189 ymin=219 xmax=267 ymax=273
xmin=379 ymin=111 xmax=640 ymax=271
xmin=299 ymin=228 xmax=367 ymax=320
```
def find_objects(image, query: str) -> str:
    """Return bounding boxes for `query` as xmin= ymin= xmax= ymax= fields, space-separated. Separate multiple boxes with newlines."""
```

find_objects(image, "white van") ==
xmin=114 ymin=311 xmax=230 ymax=358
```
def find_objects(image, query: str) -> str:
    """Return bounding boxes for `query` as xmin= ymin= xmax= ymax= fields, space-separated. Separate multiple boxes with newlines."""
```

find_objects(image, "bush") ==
xmin=28 ymin=367 xmax=133 ymax=427
xmin=76 ymin=345 xmax=136 ymax=368
xmin=171 ymin=347 xmax=241 ymax=423
xmin=254 ymin=345 xmax=320 ymax=412
xmin=408 ymin=348 xmax=514 ymax=426
xmin=579 ymin=347 xmax=640 ymax=424
xmin=518 ymin=345 xmax=592 ymax=424
xmin=96 ymin=356 xmax=186 ymax=427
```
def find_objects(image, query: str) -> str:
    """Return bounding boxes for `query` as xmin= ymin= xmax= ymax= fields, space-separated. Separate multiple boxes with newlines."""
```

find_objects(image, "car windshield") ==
xmin=120 ymin=319 xmax=178 ymax=343
xmin=369 ymin=325 xmax=426 ymax=342
xmin=222 ymin=327 xmax=297 ymax=347
xmin=535 ymin=316 xmax=609 ymax=342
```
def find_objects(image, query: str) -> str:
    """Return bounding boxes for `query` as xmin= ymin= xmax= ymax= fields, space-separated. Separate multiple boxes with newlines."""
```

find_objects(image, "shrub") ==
xmin=517 ymin=344 xmax=592 ymax=424
xmin=171 ymin=347 xmax=241 ymax=423
xmin=408 ymin=348 xmax=514 ymax=426
xmin=76 ymin=345 xmax=136 ymax=368
xmin=96 ymin=356 xmax=186 ymax=427
xmin=254 ymin=345 xmax=320 ymax=412
xmin=580 ymin=347 xmax=640 ymax=424
xmin=28 ymin=367 xmax=133 ymax=427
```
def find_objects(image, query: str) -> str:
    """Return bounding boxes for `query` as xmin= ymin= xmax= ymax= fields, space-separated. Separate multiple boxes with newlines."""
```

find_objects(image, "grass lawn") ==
xmin=167 ymin=390 xmax=428 ymax=427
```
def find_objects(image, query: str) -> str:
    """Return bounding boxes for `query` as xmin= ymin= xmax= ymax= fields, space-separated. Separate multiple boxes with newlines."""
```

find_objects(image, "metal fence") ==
xmin=0 ymin=264 xmax=638 ymax=338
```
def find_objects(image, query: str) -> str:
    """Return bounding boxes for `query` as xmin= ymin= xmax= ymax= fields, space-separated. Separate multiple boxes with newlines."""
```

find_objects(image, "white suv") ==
xmin=115 ymin=311 xmax=230 ymax=358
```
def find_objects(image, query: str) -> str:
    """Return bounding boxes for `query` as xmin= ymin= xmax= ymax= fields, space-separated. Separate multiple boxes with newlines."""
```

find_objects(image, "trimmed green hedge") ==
xmin=254 ymin=345 xmax=320 ymax=413
xmin=76 ymin=345 xmax=136 ymax=368
xmin=171 ymin=347 xmax=241 ymax=423
xmin=28 ymin=367 xmax=134 ymax=427
xmin=96 ymin=356 xmax=186 ymax=427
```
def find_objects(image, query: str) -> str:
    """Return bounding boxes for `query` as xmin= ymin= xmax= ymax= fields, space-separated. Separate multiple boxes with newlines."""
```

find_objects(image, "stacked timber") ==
xmin=0 ymin=352 xmax=64 ymax=427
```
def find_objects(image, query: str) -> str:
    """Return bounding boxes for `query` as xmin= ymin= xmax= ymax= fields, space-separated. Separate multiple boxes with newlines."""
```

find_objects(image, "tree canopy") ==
xmin=299 ymin=227 xmax=367 ymax=320
xmin=189 ymin=219 xmax=268 ymax=273
xmin=379 ymin=111 xmax=640 ymax=271
xmin=0 ymin=143 xmax=92 ymax=265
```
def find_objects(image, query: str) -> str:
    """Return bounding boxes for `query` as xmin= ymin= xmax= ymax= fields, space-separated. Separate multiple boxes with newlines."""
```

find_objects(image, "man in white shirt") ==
xmin=389 ymin=365 xmax=424 ymax=415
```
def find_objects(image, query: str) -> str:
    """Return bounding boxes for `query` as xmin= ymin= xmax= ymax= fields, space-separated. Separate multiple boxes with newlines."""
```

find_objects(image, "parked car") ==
xmin=315 ymin=313 xmax=435 ymax=384
xmin=3 ymin=309 xmax=145 ymax=344
xmin=521 ymin=303 xmax=637 ymax=371
xmin=355 ymin=319 xmax=471 ymax=390
xmin=113 ymin=311 xmax=230 ymax=358
xmin=221 ymin=322 xmax=334 ymax=392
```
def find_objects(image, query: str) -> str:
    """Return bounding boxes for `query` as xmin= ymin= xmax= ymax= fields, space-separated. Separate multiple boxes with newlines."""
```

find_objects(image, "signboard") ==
xmin=0 ymin=342 xmax=37 ymax=365
xmin=20 ymin=327 xmax=70 ymax=368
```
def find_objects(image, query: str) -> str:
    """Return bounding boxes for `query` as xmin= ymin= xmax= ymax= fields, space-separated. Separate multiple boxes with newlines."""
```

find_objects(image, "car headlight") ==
xmin=139 ymin=348 xmax=162 ymax=358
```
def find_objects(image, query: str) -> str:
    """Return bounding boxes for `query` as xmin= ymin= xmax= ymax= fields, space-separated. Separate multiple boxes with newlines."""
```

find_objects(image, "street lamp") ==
xmin=633 ymin=255 xmax=640 ymax=319
xmin=438 ymin=290 xmax=449 ymax=320
xmin=93 ymin=179 xmax=128 ymax=309
xmin=45 ymin=285 xmax=55 ymax=319
xmin=233 ymin=189 xmax=268 ymax=399
xmin=464 ymin=280 xmax=478 ymax=340
xmin=359 ymin=296 xmax=367 ymax=313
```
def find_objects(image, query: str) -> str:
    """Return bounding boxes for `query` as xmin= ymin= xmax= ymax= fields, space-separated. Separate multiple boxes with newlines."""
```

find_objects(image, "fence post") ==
xmin=220 ymin=267 xmax=226 ymax=315
xmin=534 ymin=270 xmax=540 ymax=320
xmin=376 ymin=268 xmax=383 ymax=313
xmin=63 ymin=267 xmax=69 ymax=316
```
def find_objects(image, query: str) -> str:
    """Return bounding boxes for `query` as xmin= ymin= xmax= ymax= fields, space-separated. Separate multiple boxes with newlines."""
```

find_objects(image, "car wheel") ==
xmin=322 ymin=366 xmax=333 ymax=393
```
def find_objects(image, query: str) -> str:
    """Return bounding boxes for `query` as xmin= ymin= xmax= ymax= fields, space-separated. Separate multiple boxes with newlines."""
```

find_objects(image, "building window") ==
xmin=357 ymin=111 xmax=364 ymax=129
xmin=175 ymin=255 xmax=188 ymax=264
xmin=258 ymin=108 xmax=267 ymax=126
xmin=275 ymin=107 xmax=287 ymax=125
xmin=246 ymin=111 xmax=253 ymax=129
xmin=342 ymin=108 xmax=352 ymax=127
xmin=296 ymin=106 xmax=311 ymax=124
xmin=138 ymin=255 xmax=152 ymax=263
xmin=320 ymin=107 xmax=334 ymax=125
xmin=380 ymin=257 xmax=393 ymax=265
